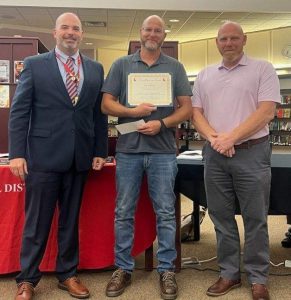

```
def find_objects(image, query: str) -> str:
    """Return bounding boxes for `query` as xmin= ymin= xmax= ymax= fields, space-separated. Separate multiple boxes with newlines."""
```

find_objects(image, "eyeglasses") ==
xmin=142 ymin=27 xmax=164 ymax=34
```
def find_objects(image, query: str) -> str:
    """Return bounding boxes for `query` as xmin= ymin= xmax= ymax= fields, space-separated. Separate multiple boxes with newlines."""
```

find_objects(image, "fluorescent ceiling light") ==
xmin=83 ymin=21 xmax=106 ymax=27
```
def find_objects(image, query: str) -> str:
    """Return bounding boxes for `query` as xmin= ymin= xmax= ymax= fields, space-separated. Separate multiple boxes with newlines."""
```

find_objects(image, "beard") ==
xmin=61 ymin=39 xmax=77 ymax=50
xmin=141 ymin=39 xmax=163 ymax=51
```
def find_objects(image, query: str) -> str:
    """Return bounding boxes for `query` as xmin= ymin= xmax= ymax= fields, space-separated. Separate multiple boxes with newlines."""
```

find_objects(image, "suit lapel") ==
xmin=45 ymin=50 xmax=72 ymax=104
xmin=77 ymin=54 xmax=88 ymax=103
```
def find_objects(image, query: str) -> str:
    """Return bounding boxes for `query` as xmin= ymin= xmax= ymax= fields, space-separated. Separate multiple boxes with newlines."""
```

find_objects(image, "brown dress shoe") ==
xmin=251 ymin=283 xmax=270 ymax=300
xmin=15 ymin=282 xmax=34 ymax=300
xmin=206 ymin=277 xmax=241 ymax=296
xmin=160 ymin=271 xmax=178 ymax=300
xmin=105 ymin=268 xmax=131 ymax=297
xmin=58 ymin=276 xmax=90 ymax=299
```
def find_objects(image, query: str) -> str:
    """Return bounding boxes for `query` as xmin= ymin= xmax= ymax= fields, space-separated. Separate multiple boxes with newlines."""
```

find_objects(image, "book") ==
xmin=283 ymin=108 xmax=291 ymax=118
xmin=0 ymin=157 xmax=9 ymax=165
xmin=276 ymin=108 xmax=284 ymax=118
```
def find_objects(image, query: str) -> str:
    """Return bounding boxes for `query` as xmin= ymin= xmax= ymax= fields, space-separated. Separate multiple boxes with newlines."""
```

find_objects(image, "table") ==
xmin=0 ymin=164 xmax=156 ymax=275
xmin=176 ymin=151 xmax=291 ymax=241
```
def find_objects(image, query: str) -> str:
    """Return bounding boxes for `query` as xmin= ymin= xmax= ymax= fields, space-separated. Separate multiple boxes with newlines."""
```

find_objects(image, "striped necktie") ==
xmin=66 ymin=57 xmax=78 ymax=105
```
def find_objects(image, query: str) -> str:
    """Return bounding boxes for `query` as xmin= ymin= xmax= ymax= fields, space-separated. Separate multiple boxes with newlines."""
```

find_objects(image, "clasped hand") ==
xmin=210 ymin=132 xmax=236 ymax=157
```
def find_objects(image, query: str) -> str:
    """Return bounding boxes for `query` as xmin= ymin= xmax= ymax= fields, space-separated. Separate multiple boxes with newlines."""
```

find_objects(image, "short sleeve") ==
xmin=191 ymin=73 xmax=203 ymax=108
xmin=258 ymin=62 xmax=281 ymax=104
xmin=174 ymin=62 xmax=193 ymax=97
xmin=101 ymin=59 xmax=122 ymax=97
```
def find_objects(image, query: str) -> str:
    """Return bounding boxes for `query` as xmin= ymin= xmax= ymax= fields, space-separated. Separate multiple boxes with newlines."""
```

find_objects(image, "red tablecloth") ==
xmin=0 ymin=164 xmax=156 ymax=274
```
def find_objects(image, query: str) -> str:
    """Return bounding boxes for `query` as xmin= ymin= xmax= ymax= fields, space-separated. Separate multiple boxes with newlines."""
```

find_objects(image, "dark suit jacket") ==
xmin=9 ymin=50 xmax=108 ymax=172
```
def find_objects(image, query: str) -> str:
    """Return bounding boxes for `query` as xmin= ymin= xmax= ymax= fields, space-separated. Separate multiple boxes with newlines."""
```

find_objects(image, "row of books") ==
xmin=276 ymin=108 xmax=291 ymax=118
xmin=270 ymin=120 xmax=291 ymax=131
xmin=281 ymin=95 xmax=291 ymax=104
xmin=270 ymin=134 xmax=291 ymax=146
xmin=179 ymin=131 xmax=203 ymax=141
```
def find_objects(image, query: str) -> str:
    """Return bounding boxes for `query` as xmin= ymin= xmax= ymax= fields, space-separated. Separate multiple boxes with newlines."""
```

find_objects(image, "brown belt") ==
xmin=234 ymin=135 xmax=269 ymax=149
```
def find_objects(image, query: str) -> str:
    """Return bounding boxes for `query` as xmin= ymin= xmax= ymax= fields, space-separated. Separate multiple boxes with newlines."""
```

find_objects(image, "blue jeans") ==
xmin=115 ymin=153 xmax=178 ymax=273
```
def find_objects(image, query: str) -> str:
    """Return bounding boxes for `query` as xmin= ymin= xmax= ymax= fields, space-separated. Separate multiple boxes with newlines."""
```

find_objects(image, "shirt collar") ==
xmin=218 ymin=53 xmax=248 ymax=70
xmin=55 ymin=46 xmax=80 ymax=62
xmin=132 ymin=49 xmax=168 ymax=65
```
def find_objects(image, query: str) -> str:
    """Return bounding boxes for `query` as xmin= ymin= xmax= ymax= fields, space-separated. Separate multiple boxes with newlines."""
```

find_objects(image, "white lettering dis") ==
xmin=4 ymin=183 xmax=25 ymax=192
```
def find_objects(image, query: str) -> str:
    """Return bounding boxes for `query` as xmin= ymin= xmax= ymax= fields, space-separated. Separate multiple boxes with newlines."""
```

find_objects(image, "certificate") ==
xmin=127 ymin=73 xmax=172 ymax=106
xmin=0 ymin=85 xmax=9 ymax=108
xmin=0 ymin=60 xmax=10 ymax=83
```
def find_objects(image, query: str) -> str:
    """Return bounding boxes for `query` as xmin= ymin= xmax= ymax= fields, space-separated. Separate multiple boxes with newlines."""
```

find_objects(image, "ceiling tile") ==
xmin=108 ymin=9 xmax=137 ymax=17
xmin=0 ymin=6 xmax=290 ymax=51
xmin=77 ymin=8 xmax=107 ymax=17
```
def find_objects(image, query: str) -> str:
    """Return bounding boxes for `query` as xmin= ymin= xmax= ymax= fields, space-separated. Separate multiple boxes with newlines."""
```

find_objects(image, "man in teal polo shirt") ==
xmin=101 ymin=15 xmax=192 ymax=300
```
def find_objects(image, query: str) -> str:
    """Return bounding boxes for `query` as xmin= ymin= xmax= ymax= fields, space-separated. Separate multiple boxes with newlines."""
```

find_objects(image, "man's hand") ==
xmin=223 ymin=147 xmax=236 ymax=158
xmin=137 ymin=120 xmax=162 ymax=135
xmin=9 ymin=158 xmax=28 ymax=181
xmin=92 ymin=157 xmax=106 ymax=171
xmin=211 ymin=132 xmax=236 ymax=157
xmin=132 ymin=103 xmax=157 ymax=118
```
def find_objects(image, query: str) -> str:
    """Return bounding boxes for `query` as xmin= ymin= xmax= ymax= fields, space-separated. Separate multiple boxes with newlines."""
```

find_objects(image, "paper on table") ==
xmin=115 ymin=119 xmax=145 ymax=135
xmin=177 ymin=150 xmax=203 ymax=160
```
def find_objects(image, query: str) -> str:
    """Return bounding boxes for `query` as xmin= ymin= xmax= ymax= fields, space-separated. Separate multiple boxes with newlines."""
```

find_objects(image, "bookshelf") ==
xmin=270 ymin=91 xmax=291 ymax=146
xmin=0 ymin=37 xmax=48 ymax=153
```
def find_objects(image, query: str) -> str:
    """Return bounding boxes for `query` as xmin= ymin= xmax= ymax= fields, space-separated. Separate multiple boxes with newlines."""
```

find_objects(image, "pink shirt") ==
xmin=192 ymin=54 xmax=281 ymax=142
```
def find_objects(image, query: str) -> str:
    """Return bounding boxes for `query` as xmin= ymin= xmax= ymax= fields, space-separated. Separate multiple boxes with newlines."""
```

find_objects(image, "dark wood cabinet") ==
xmin=0 ymin=37 xmax=48 ymax=153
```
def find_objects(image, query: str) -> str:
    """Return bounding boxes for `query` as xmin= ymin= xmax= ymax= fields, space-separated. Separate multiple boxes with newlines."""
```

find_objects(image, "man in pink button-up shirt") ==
xmin=192 ymin=21 xmax=281 ymax=300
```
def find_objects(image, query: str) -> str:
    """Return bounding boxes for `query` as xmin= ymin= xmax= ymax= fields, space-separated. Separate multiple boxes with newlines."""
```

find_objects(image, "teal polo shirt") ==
xmin=102 ymin=50 xmax=192 ymax=154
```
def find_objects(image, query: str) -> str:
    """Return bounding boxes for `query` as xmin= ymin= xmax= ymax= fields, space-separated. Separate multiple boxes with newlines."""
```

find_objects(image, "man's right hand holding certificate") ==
xmin=131 ymin=102 xmax=157 ymax=117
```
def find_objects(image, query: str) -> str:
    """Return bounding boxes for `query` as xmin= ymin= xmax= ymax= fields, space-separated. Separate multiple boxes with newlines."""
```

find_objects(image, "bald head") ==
xmin=218 ymin=21 xmax=244 ymax=37
xmin=55 ymin=12 xmax=82 ymax=30
xmin=53 ymin=12 xmax=83 ymax=56
xmin=141 ymin=15 xmax=166 ymax=31
xmin=216 ymin=20 xmax=247 ymax=67
xmin=140 ymin=15 xmax=166 ymax=52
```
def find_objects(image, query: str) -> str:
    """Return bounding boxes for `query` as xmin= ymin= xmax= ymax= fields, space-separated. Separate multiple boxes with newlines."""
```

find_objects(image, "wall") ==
xmin=82 ymin=49 xmax=96 ymax=60
xmin=96 ymin=26 xmax=291 ymax=77
xmin=179 ymin=26 xmax=291 ymax=75
xmin=97 ymin=48 xmax=127 ymax=75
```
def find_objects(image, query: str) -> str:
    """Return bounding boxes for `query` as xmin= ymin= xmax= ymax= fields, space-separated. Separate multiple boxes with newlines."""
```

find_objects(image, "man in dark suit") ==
xmin=9 ymin=12 xmax=107 ymax=300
